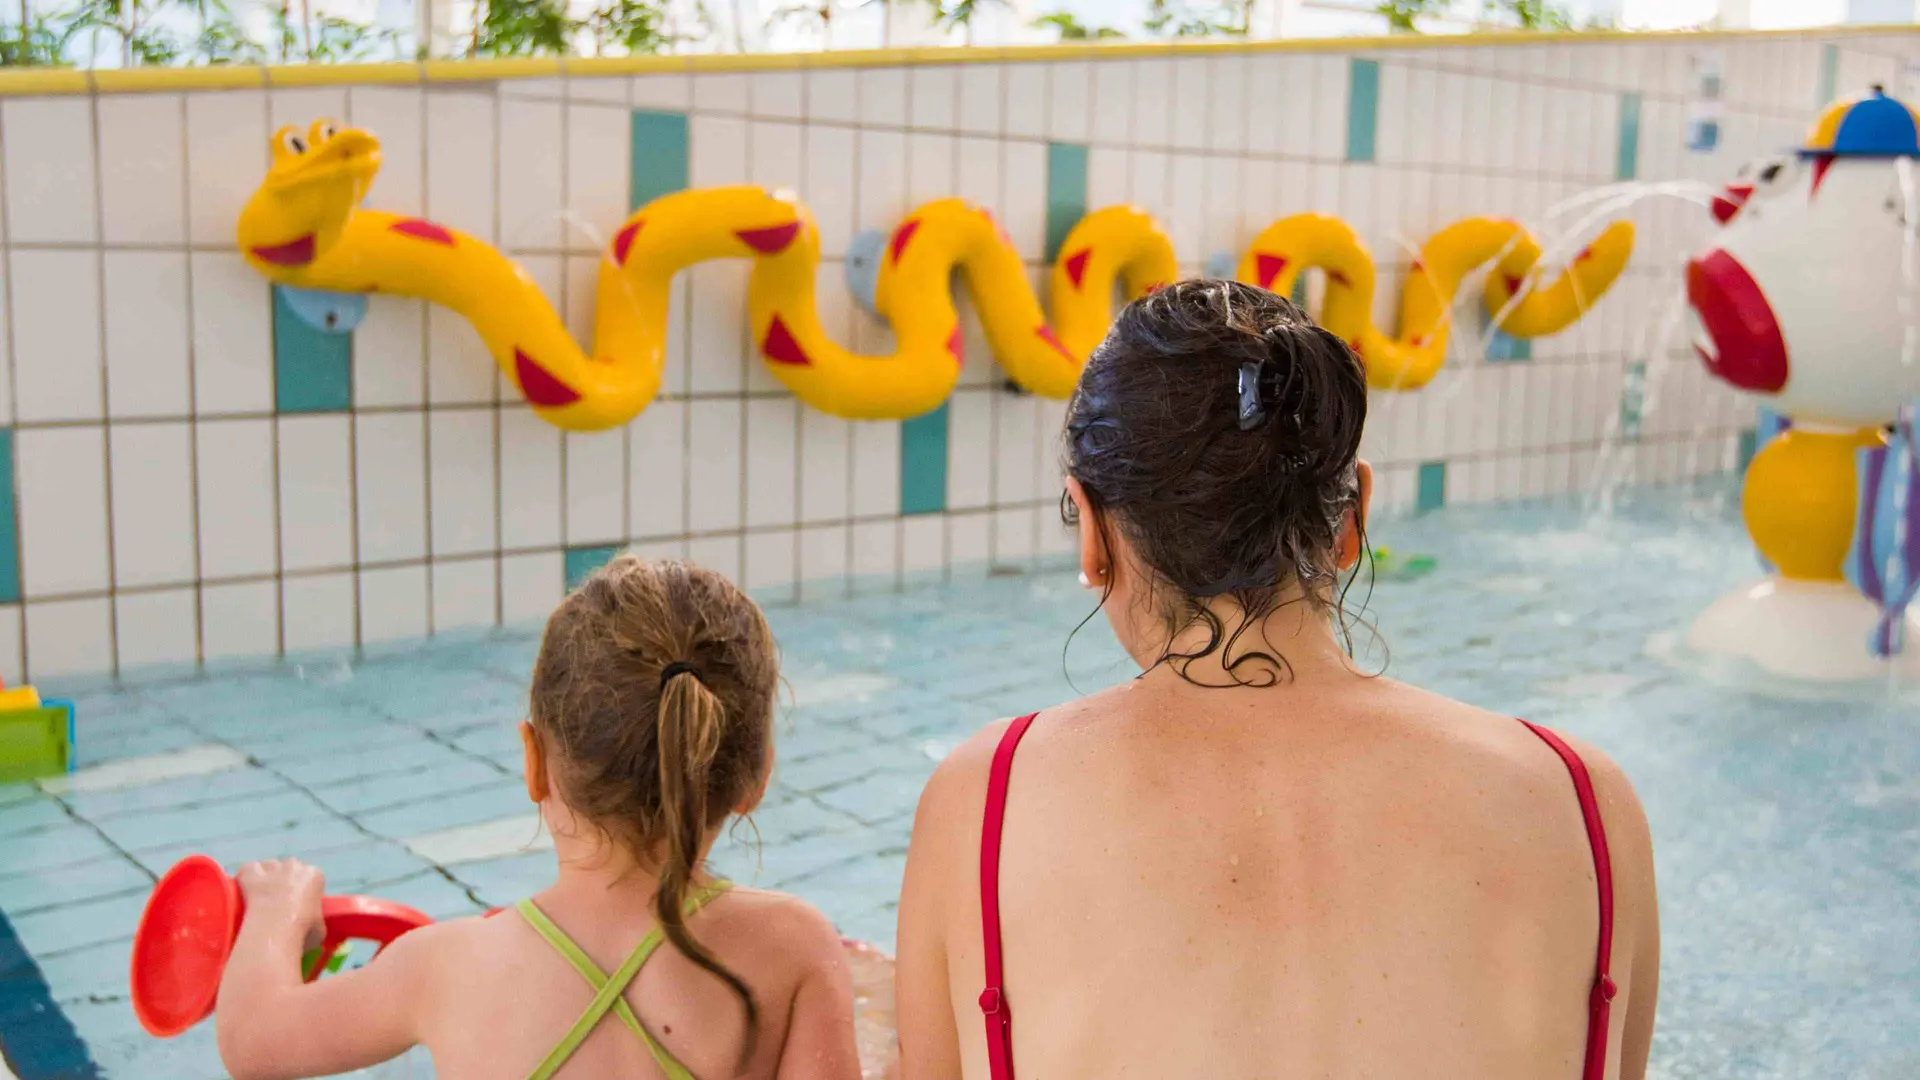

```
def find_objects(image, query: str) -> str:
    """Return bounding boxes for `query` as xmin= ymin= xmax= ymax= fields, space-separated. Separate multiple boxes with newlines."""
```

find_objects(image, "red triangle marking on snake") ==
xmin=1573 ymin=245 xmax=1594 ymax=264
xmin=514 ymin=349 xmax=580 ymax=407
xmin=1144 ymin=282 xmax=1167 ymax=294
xmin=251 ymin=234 xmax=316 ymax=267
xmin=1255 ymin=253 xmax=1288 ymax=290
xmin=889 ymin=219 xmax=922 ymax=264
xmin=1063 ymin=248 xmax=1092 ymax=290
xmin=1327 ymin=270 xmax=1351 ymax=288
xmin=1036 ymin=325 xmax=1073 ymax=361
xmin=947 ymin=325 xmax=965 ymax=368
xmin=736 ymin=221 xmax=801 ymax=254
xmin=389 ymin=218 xmax=455 ymax=246
xmin=1503 ymin=274 xmax=1526 ymax=295
xmin=612 ymin=220 xmax=643 ymax=265
xmin=763 ymin=315 xmax=810 ymax=366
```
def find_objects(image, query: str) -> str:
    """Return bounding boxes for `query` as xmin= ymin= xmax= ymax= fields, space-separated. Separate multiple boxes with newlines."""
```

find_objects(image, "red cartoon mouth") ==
xmin=250 ymin=234 xmax=317 ymax=267
xmin=1710 ymin=183 xmax=1754 ymax=225
xmin=1686 ymin=248 xmax=1787 ymax=393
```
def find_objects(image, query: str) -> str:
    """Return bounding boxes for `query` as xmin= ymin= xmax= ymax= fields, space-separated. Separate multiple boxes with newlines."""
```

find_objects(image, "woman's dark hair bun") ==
xmin=1064 ymin=278 xmax=1370 ymax=681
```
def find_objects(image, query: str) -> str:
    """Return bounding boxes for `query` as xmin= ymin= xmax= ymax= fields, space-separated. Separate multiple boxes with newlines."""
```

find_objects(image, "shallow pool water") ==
xmin=1 ymin=483 xmax=1914 ymax=1079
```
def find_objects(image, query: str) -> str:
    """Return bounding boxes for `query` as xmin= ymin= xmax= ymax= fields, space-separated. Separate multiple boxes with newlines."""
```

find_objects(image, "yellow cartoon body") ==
xmin=238 ymin=120 xmax=1632 ymax=430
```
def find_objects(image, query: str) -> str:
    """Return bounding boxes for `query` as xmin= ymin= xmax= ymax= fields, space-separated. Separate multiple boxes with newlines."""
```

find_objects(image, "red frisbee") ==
xmin=130 ymin=855 xmax=243 ymax=1037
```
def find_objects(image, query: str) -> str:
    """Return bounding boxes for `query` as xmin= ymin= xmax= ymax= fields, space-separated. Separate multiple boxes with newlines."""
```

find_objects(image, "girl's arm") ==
xmin=214 ymin=859 xmax=432 ymax=1080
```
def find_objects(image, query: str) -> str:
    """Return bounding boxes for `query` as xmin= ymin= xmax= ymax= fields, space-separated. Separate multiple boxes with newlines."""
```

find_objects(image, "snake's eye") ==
xmin=281 ymin=130 xmax=307 ymax=155
xmin=316 ymin=121 xmax=337 ymax=143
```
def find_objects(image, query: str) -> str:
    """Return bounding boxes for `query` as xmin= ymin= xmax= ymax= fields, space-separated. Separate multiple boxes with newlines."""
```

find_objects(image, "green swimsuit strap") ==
xmin=516 ymin=881 xmax=733 ymax=1080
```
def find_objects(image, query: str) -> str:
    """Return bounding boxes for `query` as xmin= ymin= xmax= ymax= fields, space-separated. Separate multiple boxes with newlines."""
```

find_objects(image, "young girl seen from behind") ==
xmin=214 ymin=557 xmax=862 ymax=1080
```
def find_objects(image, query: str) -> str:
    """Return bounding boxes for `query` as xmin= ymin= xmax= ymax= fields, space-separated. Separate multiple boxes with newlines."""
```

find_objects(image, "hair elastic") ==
xmin=659 ymin=661 xmax=698 ymax=688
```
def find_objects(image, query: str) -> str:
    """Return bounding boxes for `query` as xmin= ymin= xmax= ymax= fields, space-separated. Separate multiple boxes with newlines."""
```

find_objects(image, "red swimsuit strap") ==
xmin=1518 ymin=720 xmax=1618 ymax=1080
xmin=978 ymin=713 xmax=1037 ymax=1080
xmin=978 ymin=713 xmax=1615 ymax=1080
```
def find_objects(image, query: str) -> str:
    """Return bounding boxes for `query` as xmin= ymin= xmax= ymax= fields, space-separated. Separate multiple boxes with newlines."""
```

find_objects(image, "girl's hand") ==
xmin=236 ymin=859 xmax=325 ymax=949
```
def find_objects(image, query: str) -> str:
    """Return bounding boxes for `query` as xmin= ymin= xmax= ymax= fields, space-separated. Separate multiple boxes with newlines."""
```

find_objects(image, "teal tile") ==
xmin=899 ymin=403 xmax=950 ymax=516
xmin=0 ymin=857 xmax=153 ymax=914
xmin=1737 ymin=427 xmax=1760 ymax=474
xmin=449 ymin=850 xmax=554 ymax=907
xmin=1818 ymin=43 xmax=1838 ymax=106
xmin=311 ymin=758 xmax=504 ymax=816
xmin=8 ymin=890 xmax=147 ymax=956
xmin=1346 ymin=58 xmax=1379 ymax=164
xmin=1616 ymin=92 xmax=1641 ymax=181
xmin=364 ymin=869 xmax=490 ymax=920
xmin=354 ymin=781 xmax=523 ymax=839
xmin=631 ymin=109 xmax=690 ymax=210
xmin=133 ymin=817 xmax=367 ymax=876
xmin=1044 ymin=142 xmax=1089 ymax=263
xmin=1486 ymin=331 xmax=1532 ymax=362
xmin=564 ymin=543 xmax=620 ymax=590
xmin=0 ymin=820 xmax=118 ymax=874
xmin=273 ymin=287 xmax=352 ymax=413
xmin=1416 ymin=460 xmax=1446 ymax=514
xmin=0 ymin=428 xmax=17 ymax=604
xmin=89 ymin=788 xmax=329 ymax=853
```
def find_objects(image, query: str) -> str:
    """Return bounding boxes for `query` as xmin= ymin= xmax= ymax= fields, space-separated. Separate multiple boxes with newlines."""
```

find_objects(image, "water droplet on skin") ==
xmin=1255 ymin=806 xmax=1264 ymax=817
xmin=1229 ymin=854 xmax=1240 ymax=866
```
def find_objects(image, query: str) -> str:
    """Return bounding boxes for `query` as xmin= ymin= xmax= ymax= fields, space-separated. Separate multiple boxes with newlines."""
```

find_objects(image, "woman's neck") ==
xmin=1139 ymin=594 xmax=1357 ymax=687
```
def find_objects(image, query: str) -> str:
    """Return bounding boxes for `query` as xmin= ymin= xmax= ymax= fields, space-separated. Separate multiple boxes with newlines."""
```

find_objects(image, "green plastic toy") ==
xmin=1370 ymin=545 xmax=1437 ymax=581
xmin=0 ymin=699 xmax=74 ymax=784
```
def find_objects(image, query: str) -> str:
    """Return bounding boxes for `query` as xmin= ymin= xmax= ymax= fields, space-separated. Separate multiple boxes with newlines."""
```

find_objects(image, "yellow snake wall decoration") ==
xmin=239 ymin=120 xmax=1635 ymax=432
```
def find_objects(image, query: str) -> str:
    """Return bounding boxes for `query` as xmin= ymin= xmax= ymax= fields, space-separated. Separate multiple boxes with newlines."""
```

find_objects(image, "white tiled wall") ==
xmin=0 ymin=29 xmax=1912 ymax=680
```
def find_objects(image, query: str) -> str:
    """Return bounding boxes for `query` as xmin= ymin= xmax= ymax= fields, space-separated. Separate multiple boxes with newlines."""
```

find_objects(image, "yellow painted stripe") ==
xmin=1 ymin=24 xmax=1915 ymax=98
xmin=269 ymin=61 xmax=425 ymax=86
xmin=0 ymin=68 xmax=92 ymax=95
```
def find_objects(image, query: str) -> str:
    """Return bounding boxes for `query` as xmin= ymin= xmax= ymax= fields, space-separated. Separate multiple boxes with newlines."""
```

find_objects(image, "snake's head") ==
xmin=237 ymin=120 xmax=382 ymax=273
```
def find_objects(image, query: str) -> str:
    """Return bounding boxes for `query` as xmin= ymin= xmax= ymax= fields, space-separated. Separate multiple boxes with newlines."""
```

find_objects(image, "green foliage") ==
xmin=1374 ymin=0 xmax=1448 ymax=32
xmin=1033 ymin=10 xmax=1122 ymax=39
xmin=474 ymin=0 xmax=572 ymax=56
xmin=587 ymin=0 xmax=669 ymax=54
xmin=1488 ymin=0 xmax=1573 ymax=30
xmin=188 ymin=0 xmax=267 ymax=64
xmin=0 ymin=11 xmax=76 ymax=65
xmin=1142 ymin=0 xmax=1250 ymax=37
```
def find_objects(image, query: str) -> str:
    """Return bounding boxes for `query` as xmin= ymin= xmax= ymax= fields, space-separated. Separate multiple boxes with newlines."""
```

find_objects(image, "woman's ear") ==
xmin=1337 ymin=460 xmax=1375 ymax=571
xmin=1066 ymin=477 xmax=1110 ymax=588
xmin=521 ymin=721 xmax=550 ymax=804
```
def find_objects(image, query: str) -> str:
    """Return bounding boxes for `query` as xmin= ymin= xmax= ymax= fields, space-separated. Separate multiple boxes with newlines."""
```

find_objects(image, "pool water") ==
xmin=1 ymin=483 xmax=1914 ymax=1079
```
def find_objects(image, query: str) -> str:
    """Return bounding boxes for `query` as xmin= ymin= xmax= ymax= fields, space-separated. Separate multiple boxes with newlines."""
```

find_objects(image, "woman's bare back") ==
xmin=899 ymin=673 xmax=1657 ymax=1080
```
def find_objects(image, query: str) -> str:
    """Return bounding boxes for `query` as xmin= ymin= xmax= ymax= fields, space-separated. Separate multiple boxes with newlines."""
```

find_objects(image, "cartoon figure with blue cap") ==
xmin=1684 ymin=85 xmax=1920 ymax=684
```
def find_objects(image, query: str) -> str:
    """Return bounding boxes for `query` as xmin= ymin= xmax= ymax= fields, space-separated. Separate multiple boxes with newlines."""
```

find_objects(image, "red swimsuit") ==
xmin=978 ymin=713 xmax=1618 ymax=1080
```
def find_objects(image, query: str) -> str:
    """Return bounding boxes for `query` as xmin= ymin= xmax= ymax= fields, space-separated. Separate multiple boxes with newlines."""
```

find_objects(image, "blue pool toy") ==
xmin=1844 ymin=398 xmax=1920 ymax=657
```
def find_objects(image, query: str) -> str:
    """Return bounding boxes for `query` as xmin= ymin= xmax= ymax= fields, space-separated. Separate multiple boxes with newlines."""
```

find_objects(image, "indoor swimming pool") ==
xmin=1 ymin=483 xmax=1914 ymax=1079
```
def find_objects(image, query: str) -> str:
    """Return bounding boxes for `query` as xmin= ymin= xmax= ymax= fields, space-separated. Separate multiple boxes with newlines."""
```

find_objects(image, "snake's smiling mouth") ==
xmin=250 ymin=234 xmax=317 ymax=267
